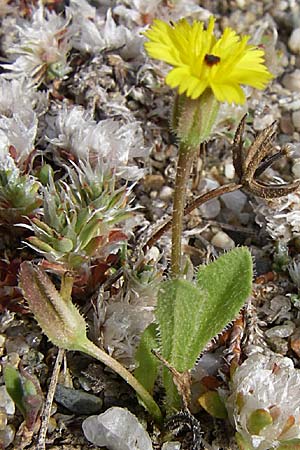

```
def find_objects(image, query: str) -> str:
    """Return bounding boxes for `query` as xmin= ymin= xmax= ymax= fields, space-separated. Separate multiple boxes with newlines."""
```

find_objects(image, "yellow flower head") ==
xmin=144 ymin=16 xmax=273 ymax=105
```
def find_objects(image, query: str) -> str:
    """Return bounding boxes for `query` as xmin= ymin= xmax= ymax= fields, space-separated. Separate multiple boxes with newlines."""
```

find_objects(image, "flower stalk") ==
xmin=144 ymin=15 xmax=273 ymax=276
xmin=171 ymin=144 xmax=197 ymax=277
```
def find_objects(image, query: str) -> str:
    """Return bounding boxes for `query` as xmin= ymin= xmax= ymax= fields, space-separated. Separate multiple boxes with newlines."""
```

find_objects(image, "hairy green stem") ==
xmin=171 ymin=145 xmax=197 ymax=277
xmin=78 ymin=339 xmax=163 ymax=424
xmin=59 ymin=276 xmax=163 ymax=422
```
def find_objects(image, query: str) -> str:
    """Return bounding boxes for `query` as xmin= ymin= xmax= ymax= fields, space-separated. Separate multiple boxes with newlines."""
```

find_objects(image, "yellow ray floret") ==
xmin=144 ymin=16 xmax=273 ymax=105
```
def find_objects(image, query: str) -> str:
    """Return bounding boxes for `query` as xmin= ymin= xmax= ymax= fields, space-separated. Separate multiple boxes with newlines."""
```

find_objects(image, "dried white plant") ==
xmin=114 ymin=0 xmax=210 ymax=26
xmin=2 ymin=6 xmax=72 ymax=84
xmin=68 ymin=3 xmax=143 ymax=59
xmin=0 ymin=77 xmax=47 ymax=166
xmin=47 ymin=105 xmax=148 ymax=180
xmin=254 ymin=192 xmax=300 ymax=243
xmin=225 ymin=352 xmax=300 ymax=450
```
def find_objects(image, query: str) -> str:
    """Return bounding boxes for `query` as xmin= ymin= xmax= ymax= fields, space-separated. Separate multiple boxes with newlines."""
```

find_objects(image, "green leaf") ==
xmin=134 ymin=323 xmax=160 ymax=395
xmin=156 ymin=279 xmax=207 ymax=373
xmin=19 ymin=262 xmax=89 ymax=351
xmin=235 ymin=432 xmax=253 ymax=450
xmin=156 ymin=279 xmax=207 ymax=409
xmin=4 ymin=365 xmax=25 ymax=416
xmin=53 ymin=237 xmax=74 ymax=253
xmin=247 ymin=408 xmax=273 ymax=435
xmin=198 ymin=391 xmax=228 ymax=419
xmin=196 ymin=247 xmax=253 ymax=350
xmin=4 ymin=365 xmax=43 ymax=430
xmin=277 ymin=440 xmax=300 ymax=450
xmin=156 ymin=247 xmax=252 ymax=410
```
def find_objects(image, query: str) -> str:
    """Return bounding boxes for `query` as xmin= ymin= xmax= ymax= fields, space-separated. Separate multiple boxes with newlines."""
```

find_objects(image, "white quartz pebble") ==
xmin=82 ymin=407 xmax=153 ymax=450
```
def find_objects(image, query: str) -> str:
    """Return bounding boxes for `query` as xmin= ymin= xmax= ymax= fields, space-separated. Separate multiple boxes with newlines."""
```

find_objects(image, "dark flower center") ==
xmin=204 ymin=54 xmax=221 ymax=66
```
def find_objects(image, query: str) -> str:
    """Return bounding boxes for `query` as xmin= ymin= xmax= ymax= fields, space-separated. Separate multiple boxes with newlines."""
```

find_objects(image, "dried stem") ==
xmin=36 ymin=348 xmax=64 ymax=450
xmin=144 ymin=182 xmax=242 ymax=252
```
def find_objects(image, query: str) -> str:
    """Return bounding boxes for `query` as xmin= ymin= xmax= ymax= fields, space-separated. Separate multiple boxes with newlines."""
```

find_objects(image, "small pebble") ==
xmin=253 ymin=114 xmax=275 ymax=131
xmin=221 ymin=190 xmax=247 ymax=212
xmin=0 ymin=386 xmax=15 ymax=415
xmin=289 ymin=27 xmax=300 ymax=54
xmin=0 ymin=424 xmax=15 ymax=448
xmin=199 ymin=199 xmax=221 ymax=219
xmin=0 ymin=411 xmax=7 ymax=430
xmin=292 ymin=158 xmax=300 ymax=177
xmin=265 ymin=321 xmax=295 ymax=339
xmin=143 ymin=174 xmax=164 ymax=192
xmin=161 ymin=443 xmax=181 ymax=450
xmin=290 ymin=328 xmax=300 ymax=357
xmin=292 ymin=110 xmax=300 ymax=130
xmin=5 ymin=337 xmax=29 ymax=356
xmin=280 ymin=113 xmax=294 ymax=134
xmin=159 ymin=186 xmax=173 ymax=201
xmin=282 ymin=69 xmax=300 ymax=92
xmin=268 ymin=337 xmax=289 ymax=355
xmin=82 ymin=407 xmax=153 ymax=450
xmin=211 ymin=231 xmax=235 ymax=250
xmin=54 ymin=384 xmax=103 ymax=415
xmin=224 ymin=162 xmax=235 ymax=179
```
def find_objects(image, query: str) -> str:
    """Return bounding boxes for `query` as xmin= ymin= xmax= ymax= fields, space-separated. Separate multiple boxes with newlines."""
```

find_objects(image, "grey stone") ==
xmin=54 ymin=384 xmax=103 ymax=415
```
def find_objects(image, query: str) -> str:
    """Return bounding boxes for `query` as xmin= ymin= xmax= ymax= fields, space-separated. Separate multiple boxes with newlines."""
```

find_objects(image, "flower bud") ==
xmin=171 ymin=90 xmax=219 ymax=148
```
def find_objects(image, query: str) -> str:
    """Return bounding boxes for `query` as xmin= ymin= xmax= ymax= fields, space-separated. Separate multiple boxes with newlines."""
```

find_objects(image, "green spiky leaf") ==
xmin=134 ymin=323 xmax=160 ymax=395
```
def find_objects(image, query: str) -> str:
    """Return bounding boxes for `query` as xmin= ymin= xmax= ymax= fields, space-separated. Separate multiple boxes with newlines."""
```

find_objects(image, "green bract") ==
xmin=0 ymin=162 xmax=42 ymax=224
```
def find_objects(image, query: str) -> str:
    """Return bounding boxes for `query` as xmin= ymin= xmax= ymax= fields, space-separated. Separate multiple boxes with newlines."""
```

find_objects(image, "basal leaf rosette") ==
xmin=24 ymin=163 xmax=133 ymax=271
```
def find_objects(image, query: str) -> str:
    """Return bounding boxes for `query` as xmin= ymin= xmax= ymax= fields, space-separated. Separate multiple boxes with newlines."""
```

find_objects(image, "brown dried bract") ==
xmin=232 ymin=115 xmax=300 ymax=199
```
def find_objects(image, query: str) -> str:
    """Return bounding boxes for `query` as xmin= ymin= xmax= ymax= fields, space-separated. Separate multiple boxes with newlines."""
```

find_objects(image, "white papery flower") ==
xmin=226 ymin=352 xmax=300 ymax=450
xmin=48 ymin=105 xmax=148 ymax=180
xmin=69 ymin=4 xmax=143 ymax=59
xmin=2 ymin=7 xmax=72 ymax=84
xmin=0 ymin=77 xmax=47 ymax=165
xmin=254 ymin=192 xmax=300 ymax=243
xmin=114 ymin=0 xmax=210 ymax=26
xmin=114 ymin=0 xmax=161 ymax=26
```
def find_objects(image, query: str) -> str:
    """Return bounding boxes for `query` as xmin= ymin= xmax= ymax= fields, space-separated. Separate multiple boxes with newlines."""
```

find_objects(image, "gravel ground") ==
xmin=1 ymin=0 xmax=300 ymax=449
